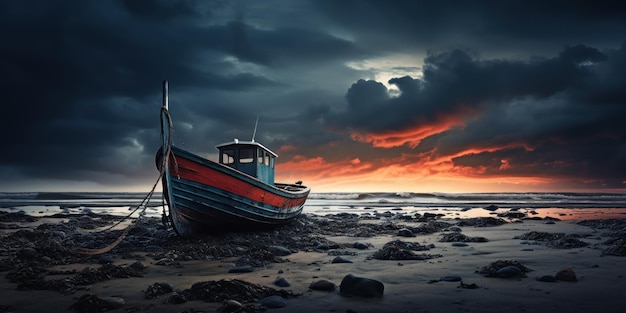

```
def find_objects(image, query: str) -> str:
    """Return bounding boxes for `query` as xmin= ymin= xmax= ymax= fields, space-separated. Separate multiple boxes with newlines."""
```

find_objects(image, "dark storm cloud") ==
xmin=1 ymin=0 xmax=226 ymax=183
xmin=122 ymin=0 xmax=208 ymax=21
xmin=330 ymin=44 xmax=626 ymax=188
xmin=316 ymin=0 xmax=626 ymax=53
xmin=0 ymin=0 xmax=364 ymax=188
xmin=333 ymin=45 xmax=609 ymax=131
xmin=205 ymin=21 xmax=366 ymax=67
xmin=427 ymin=45 xmax=626 ymax=153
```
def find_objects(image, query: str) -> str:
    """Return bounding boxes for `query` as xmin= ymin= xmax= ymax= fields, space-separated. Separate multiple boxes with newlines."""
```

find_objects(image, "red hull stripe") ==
xmin=171 ymin=156 xmax=307 ymax=209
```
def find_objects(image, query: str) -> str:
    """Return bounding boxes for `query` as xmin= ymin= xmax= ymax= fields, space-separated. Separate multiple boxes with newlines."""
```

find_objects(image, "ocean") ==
xmin=1 ymin=191 xmax=626 ymax=221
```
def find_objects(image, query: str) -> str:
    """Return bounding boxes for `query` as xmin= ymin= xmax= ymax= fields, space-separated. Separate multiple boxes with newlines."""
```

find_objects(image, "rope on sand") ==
xmin=76 ymin=107 xmax=174 ymax=255
xmin=74 ymin=173 xmax=162 ymax=255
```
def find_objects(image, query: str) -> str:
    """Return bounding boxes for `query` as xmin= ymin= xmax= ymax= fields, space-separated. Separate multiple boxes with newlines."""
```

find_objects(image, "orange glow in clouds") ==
xmin=274 ymin=109 xmax=612 ymax=193
xmin=275 ymin=139 xmax=563 ymax=193
xmin=349 ymin=112 xmax=469 ymax=148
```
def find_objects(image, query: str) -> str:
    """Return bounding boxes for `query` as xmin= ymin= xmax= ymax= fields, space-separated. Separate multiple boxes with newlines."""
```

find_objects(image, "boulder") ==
xmin=339 ymin=274 xmax=384 ymax=298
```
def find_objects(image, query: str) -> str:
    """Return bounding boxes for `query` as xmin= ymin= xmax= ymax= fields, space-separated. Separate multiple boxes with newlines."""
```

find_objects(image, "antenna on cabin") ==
xmin=251 ymin=115 xmax=259 ymax=142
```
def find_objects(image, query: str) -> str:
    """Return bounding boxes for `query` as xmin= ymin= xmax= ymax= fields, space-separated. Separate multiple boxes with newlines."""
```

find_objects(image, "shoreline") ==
xmin=1 ymin=210 xmax=626 ymax=312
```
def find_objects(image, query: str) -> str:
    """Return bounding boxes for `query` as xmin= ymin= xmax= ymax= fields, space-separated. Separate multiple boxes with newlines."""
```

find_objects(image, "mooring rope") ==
xmin=76 ymin=107 xmax=175 ymax=255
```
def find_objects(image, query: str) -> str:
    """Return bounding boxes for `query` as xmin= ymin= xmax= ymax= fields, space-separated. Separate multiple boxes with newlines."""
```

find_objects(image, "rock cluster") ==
xmin=477 ymin=260 xmax=533 ymax=279
xmin=515 ymin=231 xmax=590 ymax=249
xmin=370 ymin=240 xmax=441 ymax=260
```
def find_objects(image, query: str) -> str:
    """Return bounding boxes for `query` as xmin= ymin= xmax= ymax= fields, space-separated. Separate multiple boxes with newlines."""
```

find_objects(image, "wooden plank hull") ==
xmin=160 ymin=146 xmax=310 ymax=236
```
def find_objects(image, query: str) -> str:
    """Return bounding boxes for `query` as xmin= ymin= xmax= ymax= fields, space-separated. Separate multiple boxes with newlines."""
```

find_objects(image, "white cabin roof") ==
xmin=215 ymin=139 xmax=278 ymax=157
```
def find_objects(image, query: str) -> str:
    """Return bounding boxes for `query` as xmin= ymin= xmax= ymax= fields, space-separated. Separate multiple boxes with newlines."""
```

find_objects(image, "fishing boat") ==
xmin=157 ymin=81 xmax=310 ymax=237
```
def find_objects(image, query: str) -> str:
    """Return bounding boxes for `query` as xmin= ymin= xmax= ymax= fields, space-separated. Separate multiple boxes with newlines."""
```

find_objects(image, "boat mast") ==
xmin=162 ymin=80 xmax=168 ymax=109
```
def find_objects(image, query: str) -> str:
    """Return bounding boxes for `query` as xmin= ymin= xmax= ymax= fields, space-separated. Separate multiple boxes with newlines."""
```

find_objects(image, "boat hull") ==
xmin=159 ymin=146 xmax=310 ymax=236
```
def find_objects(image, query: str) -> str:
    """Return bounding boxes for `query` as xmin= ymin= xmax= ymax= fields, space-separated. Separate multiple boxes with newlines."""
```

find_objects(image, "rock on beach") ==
xmin=483 ymin=204 xmax=499 ymax=211
xmin=331 ymin=256 xmax=353 ymax=263
xmin=339 ymin=274 xmax=384 ymax=298
xmin=273 ymin=277 xmax=291 ymax=287
xmin=309 ymin=279 xmax=336 ymax=291
xmin=268 ymin=245 xmax=292 ymax=256
xmin=260 ymin=295 xmax=287 ymax=308
xmin=555 ymin=268 xmax=578 ymax=282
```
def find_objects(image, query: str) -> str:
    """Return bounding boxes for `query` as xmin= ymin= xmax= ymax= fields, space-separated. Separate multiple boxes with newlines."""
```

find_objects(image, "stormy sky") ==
xmin=1 ymin=0 xmax=625 ymax=193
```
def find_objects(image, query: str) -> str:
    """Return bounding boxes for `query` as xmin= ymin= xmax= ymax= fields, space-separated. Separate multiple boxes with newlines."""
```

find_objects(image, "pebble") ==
xmin=440 ymin=275 xmax=463 ymax=282
xmin=128 ymin=261 xmax=148 ymax=272
xmin=471 ymin=236 xmax=489 ymax=242
xmin=166 ymin=293 xmax=187 ymax=304
xmin=273 ymin=277 xmax=291 ymax=287
xmin=331 ymin=256 xmax=353 ymax=264
xmin=353 ymin=242 xmax=369 ymax=250
xmin=339 ymin=274 xmax=384 ymax=298
xmin=222 ymin=299 xmax=243 ymax=312
xmin=451 ymin=242 xmax=469 ymax=247
xmin=268 ymin=245 xmax=292 ymax=256
xmin=495 ymin=266 xmax=524 ymax=278
xmin=315 ymin=243 xmax=330 ymax=250
xmin=309 ymin=279 xmax=336 ymax=291
xmin=555 ymin=268 xmax=578 ymax=282
xmin=397 ymin=228 xmax=414 ymax=237
xmin=260 ymin=295 xmax=287 ymax=308
xmin=537 ymin=275 xmax=557 ymax=282
xmin=448 ymin=226 xmax=463 ymax=232
xmin=483 ymin=204 xmax=499 ymax=211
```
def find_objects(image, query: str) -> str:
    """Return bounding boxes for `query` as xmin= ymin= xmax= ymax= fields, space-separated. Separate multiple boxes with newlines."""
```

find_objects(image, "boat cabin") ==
xmin=216 ymin=139 xmax=277 ymax=185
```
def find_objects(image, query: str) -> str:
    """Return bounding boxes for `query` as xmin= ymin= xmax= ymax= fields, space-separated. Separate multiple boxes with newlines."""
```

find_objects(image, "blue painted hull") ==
xmin=165 ymin=147 xmax=310 ymax=235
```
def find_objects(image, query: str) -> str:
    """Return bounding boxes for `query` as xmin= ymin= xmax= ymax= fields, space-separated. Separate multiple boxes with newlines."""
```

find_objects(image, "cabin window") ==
xmin=269 ymin=155 xmax=275 ymax=169
xmin=239 ymin=148 xmax=254 ymax=164
xmin=257 ymin=148 xmax=264 ymax=164
xmin=264 ymin=151 xmax=270 ymax=166
xmin=222 ymin=149 xmax=235 ymax=164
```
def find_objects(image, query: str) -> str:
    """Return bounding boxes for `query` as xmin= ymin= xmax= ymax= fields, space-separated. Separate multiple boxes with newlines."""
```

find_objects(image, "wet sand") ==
xmin=1 ymin=210 xmax=626 ymax=313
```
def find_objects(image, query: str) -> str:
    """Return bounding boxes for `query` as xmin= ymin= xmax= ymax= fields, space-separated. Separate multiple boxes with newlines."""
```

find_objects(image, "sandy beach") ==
xmin=2 ymin=209 xmax=626 ymax=313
